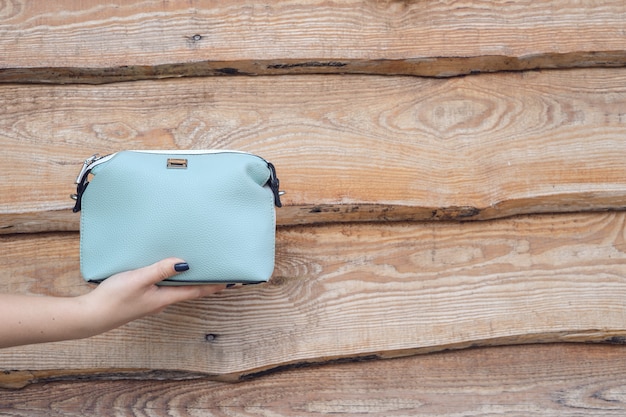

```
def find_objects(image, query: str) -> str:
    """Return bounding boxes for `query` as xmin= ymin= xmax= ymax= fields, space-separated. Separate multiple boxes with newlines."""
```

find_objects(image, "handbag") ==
xmin=71 ymin=150 xmax=282 ymax=285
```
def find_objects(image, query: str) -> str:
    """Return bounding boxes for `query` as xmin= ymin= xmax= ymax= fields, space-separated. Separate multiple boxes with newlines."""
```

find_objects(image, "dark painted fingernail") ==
xmin=226 ymin=283 xmax=236 ymax=288
xmin=174 ymin=262 xmax=189 ymax=272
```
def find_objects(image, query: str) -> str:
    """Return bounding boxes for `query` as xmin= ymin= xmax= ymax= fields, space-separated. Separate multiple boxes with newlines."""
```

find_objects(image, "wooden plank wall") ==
xmin=2 ymin=1 xmax=626 ymax=415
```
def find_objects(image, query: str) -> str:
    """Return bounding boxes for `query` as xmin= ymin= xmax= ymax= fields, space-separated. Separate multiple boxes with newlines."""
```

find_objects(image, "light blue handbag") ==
xmin=71 ymin=150 xmax=282 ymax=285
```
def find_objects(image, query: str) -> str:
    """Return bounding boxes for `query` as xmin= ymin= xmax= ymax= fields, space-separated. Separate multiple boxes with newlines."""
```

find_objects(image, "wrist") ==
xmin=74 ymin=291 xmax=114 ymax=338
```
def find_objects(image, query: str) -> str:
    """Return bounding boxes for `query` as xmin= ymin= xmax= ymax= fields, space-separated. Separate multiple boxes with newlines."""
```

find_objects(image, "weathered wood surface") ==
xmin=2 ymin=212 xmax=626 ymax=388
xmin=2 ymin=0 xmax=626 ymax=83
xmin=1 ymin=1 xmax=624 ymax=415
xmin=3 ymin=69 xmax=626 ymax=234
xmin=2 ymin=344 xmax=626 ymax=416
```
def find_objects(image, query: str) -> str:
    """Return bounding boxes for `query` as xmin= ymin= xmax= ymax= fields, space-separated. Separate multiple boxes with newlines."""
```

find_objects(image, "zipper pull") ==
xmin=267 ymin=162 xmax=283 ymax=208
xmin=71 ymin=154 xmax=101 ymax=213
xmin=74 ymin=154 xmax=100 ymax=184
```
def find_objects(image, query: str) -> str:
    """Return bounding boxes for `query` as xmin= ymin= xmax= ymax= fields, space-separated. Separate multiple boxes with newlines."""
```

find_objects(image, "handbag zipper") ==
xmin=71 ymin=151 xmax=283 ymax=212
xmin=70 ymin=154 xmax=110 ymax=212
xmin=73 ymin=154 xmax=113 ymax=184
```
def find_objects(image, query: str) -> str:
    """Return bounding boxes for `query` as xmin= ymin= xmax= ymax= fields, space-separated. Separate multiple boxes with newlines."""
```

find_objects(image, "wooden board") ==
xmin=2 ymin=0 xmax=626 ymax=82
xmin=3 ymin=1 xmax=625 ymax=414
xmin=2 ymin=212 xmax=626 ymax=388
xmin=3 ymin=69 xmax=626 ymax=234
xmin=2 ymin=344 xmax=626 ymax=415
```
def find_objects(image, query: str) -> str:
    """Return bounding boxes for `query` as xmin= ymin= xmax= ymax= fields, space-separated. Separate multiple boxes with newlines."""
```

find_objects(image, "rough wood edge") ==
xmin=3 ymin=197 xmax=625 ymax=234
xmin=2 ymin=330 xmax=624 ymax=389
xmin=2 ymin=52 xmax=626 ymax=84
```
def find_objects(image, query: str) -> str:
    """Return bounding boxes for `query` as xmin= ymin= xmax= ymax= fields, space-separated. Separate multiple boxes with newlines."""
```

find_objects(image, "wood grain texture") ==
xmin=2 ymin=344 xmax=626 ymax=415
xmin=3 ymin=69 xmax=626 ymax=233
xmin=1 ymin=0 xmax=626 ymax=82
xmin=2 ymin=212 xmax=626 ymax=388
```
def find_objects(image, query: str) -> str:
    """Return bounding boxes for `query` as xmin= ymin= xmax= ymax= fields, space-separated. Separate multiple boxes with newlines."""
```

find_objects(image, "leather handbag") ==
xmin=71 ymin=150 xmax=282 ymax=285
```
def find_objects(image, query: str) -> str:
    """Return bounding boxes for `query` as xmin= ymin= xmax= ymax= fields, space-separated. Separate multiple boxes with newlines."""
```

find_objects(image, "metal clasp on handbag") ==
xmin=70 ymin=153 xmax=112 ymax=212
xmin=167 ymin=158 xmax=188 ymax=169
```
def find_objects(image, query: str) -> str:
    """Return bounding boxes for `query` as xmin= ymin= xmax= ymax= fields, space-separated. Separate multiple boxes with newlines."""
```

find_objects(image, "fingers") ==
xmin=159 ymin=284 xmax=227 ymax=305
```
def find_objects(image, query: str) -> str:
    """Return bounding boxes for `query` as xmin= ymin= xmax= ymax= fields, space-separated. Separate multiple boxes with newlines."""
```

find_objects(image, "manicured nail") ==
xmin=174 ymin=262 xmax=190 ymax=272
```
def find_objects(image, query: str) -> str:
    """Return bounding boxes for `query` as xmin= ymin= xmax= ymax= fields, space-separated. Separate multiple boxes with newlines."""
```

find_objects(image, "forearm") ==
xmin=0 ymin=293 xmax=98 ymax=349
xmin=0 ymin=259 xmax=225 ymax=349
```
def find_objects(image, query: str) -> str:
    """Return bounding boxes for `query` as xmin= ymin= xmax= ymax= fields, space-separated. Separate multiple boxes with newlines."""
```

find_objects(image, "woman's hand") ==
xmin=0 ymin=259 xmax=225 ymax=349
xmin=83 ymin=258 xmax=225 ymax=335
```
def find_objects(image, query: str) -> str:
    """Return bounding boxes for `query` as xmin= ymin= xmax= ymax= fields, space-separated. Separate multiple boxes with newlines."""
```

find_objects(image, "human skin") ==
xmin=0 ymin=258 xmax=225 ymax=349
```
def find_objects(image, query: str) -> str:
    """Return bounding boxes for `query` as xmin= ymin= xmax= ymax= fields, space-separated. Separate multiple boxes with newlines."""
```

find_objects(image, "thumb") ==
xmin=138 ymin=257 xmax=188 ymax=286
